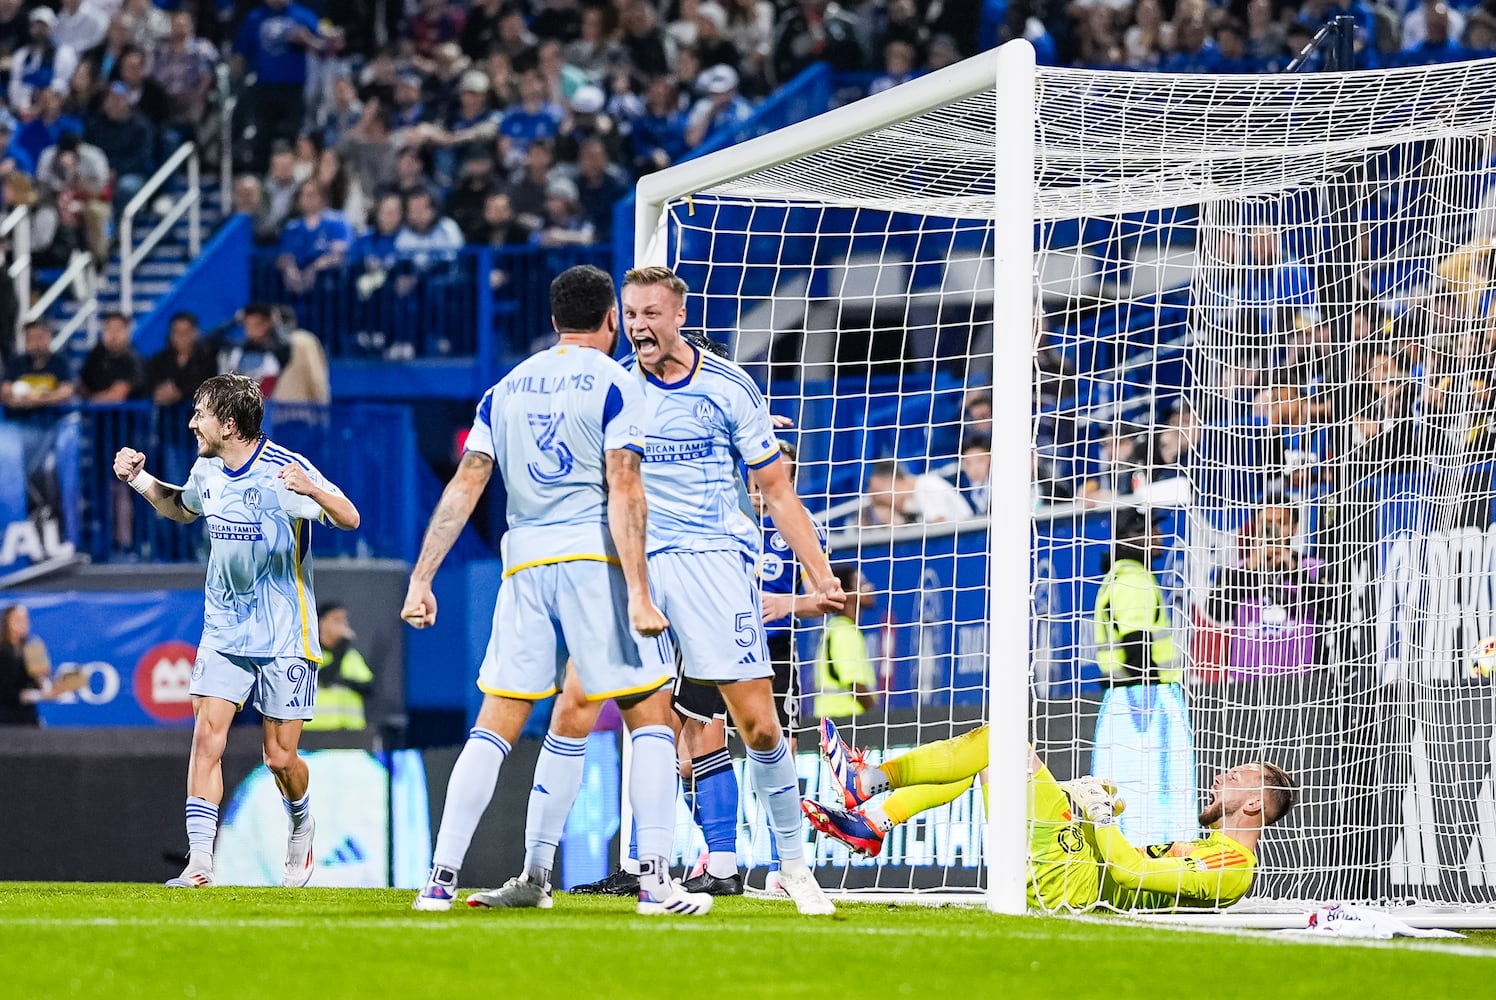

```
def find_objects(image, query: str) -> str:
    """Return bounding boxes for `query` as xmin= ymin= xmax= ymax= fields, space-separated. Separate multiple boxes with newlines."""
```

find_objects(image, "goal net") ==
xmin=636 ymin=42 xmax=1496 ymax=920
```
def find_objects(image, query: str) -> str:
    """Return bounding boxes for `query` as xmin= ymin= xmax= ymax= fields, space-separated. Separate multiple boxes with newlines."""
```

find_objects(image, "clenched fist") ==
xmin=114 ymin=447 xmax=145 ymax=482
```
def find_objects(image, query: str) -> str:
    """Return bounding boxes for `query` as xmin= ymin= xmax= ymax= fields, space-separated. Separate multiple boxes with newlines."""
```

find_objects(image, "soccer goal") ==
xmin=634 ymin=41 xmax=1496 ymax=924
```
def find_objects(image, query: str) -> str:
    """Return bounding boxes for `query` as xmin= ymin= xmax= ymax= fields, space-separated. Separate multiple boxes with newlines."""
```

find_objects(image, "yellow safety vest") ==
xmin=1093 ymin=558 xmax=1181 ymax=684
xmin=304 ymin=646 xmax=373 ymax=731
xmin=814 ymin=615 xmax=874 ymax=719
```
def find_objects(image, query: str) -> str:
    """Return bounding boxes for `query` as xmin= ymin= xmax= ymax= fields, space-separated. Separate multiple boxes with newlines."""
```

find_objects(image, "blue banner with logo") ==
xmin=0 ymin=417 xmax=81 ymax=572
xmin=19 ymin=589 xmax=205 ymax=726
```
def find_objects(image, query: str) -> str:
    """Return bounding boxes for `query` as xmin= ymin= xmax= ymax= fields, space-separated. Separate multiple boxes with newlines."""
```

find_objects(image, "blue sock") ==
xmin=432 ymin=727 xmax=510 ymax=872
xmin=523 ymin=732 xmax=588 ymax=878
xmin=747 ymin=737 xmax=804 ymax=868
xmin=282 ymin=791 xmax=311 ymax=832
xmin=693 ymin=748 xmax=739 ymax=878
xmin=185 ymin=796 xmax=218 ymax=869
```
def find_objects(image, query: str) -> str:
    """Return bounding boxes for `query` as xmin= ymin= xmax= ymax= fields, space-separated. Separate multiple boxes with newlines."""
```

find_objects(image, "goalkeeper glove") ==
xmin=1061 ymin=776 xmax=1126 ymax=827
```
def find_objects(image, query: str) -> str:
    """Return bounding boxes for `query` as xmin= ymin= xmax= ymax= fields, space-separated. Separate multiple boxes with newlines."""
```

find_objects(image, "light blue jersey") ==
xmin=180 ymin=439 xmax=344 ymax=660
xmin=467 ymin=344 xmax=646 ymax=576
xmin=630 ymin=345 xmax=781 ymax=556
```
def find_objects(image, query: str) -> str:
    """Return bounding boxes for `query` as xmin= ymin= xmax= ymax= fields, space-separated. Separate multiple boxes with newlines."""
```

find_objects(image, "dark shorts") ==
xmin=672 ymin=671 xmax=727 ymax=723
xmin=671 ymin=633 xmax=800 ymax=730
xmin=767 ymin=632 xmax=799 ymax=733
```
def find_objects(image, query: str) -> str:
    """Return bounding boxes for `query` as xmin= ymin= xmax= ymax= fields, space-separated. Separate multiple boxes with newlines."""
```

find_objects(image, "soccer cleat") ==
xmin=164 ymin=865 xmax=214 ymax=888
xmin=412 ymin=865 xmax=460 ymax=911
xmin=680 ymin=871 xmax=744 ymax=896
xmin=776 ymin=865 xmax=836 ymax=916
xmin=802 ymin=800 xmax=886 ymax=858
xmin=743 ymin=870 xmax=790 ymax=899
xmin=569 ymin=867 xmax=640 ymax=896
xmin=637 ymin=881 xmax=713 ymax=916
xmin=466 ymin=876 xmax=554 ymax=910
xmin=282 ymin=816 xmax=316 ymax=888
xmin=820 ymin=717 xmax=871 ymax=809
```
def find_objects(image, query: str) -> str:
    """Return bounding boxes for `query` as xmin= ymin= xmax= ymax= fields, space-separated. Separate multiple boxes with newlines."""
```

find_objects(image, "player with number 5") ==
xmin=114 ymin=373 xmax=361 ymax=889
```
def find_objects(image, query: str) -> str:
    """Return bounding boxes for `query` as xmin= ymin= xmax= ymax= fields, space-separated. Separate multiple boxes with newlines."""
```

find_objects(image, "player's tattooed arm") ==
xmin=402 ymin=451 xmax=493 ymax=628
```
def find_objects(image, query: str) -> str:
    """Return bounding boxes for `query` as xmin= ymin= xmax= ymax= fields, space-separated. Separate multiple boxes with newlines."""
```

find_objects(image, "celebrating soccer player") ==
xmin=803 ymin=720 xmax=1296 ymax=911
xmin=115 ymin=373 xmax=361 ymax=888
xmin=495 ymin=266 xmax=846 ymax=916
xmin=405 ymin=264 xmax=712 ymax=917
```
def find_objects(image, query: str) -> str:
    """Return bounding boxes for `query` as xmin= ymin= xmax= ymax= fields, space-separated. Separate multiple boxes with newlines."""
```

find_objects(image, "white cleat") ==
xmin=637 ymin=881 xmax=714 ymax=916
xmin=412 ymin=866 xmax=459 ymax=911
xmin=282 ymin=816 xmax=316 ymax=887
xmin=778 ymin=866 xmax=836 ymax=916
xmin=466 ymin=876 xmax=554 ymax=909
xmin=165 ymin=865 xmax=214 ymax=888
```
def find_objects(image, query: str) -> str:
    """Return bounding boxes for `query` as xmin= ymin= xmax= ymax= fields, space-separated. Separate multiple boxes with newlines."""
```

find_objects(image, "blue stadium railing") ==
xmin=70 ymin=400 xmax=490 ymax=565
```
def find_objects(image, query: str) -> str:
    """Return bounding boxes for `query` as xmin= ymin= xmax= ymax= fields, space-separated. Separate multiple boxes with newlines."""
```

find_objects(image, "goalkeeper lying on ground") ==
xmin=802 ymin=720 xmax=1296 ymax=911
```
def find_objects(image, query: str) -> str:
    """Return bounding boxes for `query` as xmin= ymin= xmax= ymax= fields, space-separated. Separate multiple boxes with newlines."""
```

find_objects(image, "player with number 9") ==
xmin=114 ymin=372 xmax=361 ymax=889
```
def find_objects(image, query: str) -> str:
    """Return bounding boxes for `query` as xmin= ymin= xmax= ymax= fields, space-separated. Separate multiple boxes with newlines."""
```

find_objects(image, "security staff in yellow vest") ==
xmin=1091 ymin=505 xmax=1196 ymax=847
xmin=305 ymin=602 xmax=374 ymax=731
xmin=1093 ymin=507 xmax=1179 ymax=684
xmin=814 ymin=565 xmax=879 ymax=719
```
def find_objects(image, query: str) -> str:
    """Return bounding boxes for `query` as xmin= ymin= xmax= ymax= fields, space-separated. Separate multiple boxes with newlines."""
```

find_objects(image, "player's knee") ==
xmin=262 ymin=744 xmax=299 ymax=774
xmin=736 ymin=715 xmax=780 ymax=751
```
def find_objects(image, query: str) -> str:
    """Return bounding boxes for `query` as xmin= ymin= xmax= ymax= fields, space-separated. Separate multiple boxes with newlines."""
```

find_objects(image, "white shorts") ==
xmin=651 ymin=548 xmax=771 ymax=683
xmin=191 ymin=648 xmax=317 ymax=721
xmin=478 ymin=559 xmax=674 ymax=702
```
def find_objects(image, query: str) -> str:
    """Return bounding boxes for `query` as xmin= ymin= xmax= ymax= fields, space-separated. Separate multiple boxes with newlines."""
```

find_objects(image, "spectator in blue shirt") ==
xmin=352 ymin=193 xmax=404 ymax=273
xmin=1212 ymin=20 xmax=1257 ymax=73
xmin=497 ymin=71 xmax=563 ymax=169
xmin=85 ymin=82 xmax=156 ymax=213
xmin=16 ymin=88 xmax=82 ymax=167
xmin=572 ymin=138 xmax=626 ymax=242
xmin=685 ymin=64 xmax=753 ymax=149
xmin=0 ymin=110 xmax=35 ymax=176
xmin=629 ymin=75 xmax=688 ymax=176
xmin=233 ymin=0 xmax=326 ymax=171
xmin=1161 ymin=20 xmax=1219 ymax=74
xmin=420 ymin=70 xmax=500 ymax=187
xmin=390 ymin=72 xmax=427 ymax=133
xmin=277 ymin=180 xmax=351 ymax=295
xmin=870 ymin=40 xmax=918 ymax=95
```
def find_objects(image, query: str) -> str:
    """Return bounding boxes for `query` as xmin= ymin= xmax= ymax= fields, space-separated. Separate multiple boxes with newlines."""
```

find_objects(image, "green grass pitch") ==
xmin=2 ymin=884 xmax=1494 ymax=1000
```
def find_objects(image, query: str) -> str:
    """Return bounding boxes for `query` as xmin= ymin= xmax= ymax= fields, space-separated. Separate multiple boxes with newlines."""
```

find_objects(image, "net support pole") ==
xmin=986 ymin=38 xmax=1036 ymax=917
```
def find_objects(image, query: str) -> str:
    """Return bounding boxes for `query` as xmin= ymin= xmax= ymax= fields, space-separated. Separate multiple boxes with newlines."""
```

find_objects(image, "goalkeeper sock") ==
xmin=629 ymin=725 xmax=678 ymax=890
xmin=522 ymin=732 xmax=588 ymax=875
xmin=282 ymin=791 xmax=311 ymax=833
xmin=185 ymin=796 xmax=218 ymax=870
xmin=881 ymin=778 xmax=975 ymax=827
xmin=882 ymin=725 xmax=988 ymax=789
xmin=692 ymin=748 xmax=739 ymax=877
xmin=747 ymin=737 xmax=805 ymax=868
xmin=432 ymin=727 xmax=510 ymax=871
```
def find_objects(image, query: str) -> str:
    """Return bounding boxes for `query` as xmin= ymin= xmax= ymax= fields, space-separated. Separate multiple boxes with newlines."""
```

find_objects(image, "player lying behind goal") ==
xmin=803 ymin=720 xmax=1296 ymax=911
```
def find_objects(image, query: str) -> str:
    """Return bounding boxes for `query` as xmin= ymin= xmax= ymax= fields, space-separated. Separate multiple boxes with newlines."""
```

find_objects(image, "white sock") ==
xmin=863 ymin=803 xmax=893 ymax=832
xmin=858 ymin=767 xmax=892 ymax=798
xmin=431 ymin=727 xmax=511 ymax=871
xmin=282 ymin=791 xmax=311 ymax=833
xmin=747 ymin=737 xmax=805 ymax=866
xmin=629 ymin=725 xmax=678 ymax=887
xmin=185 ymin=796 xmax=217 ymax=870
xmin=522 ymin=732 xmax=589 ymax=875
xmin=706 ymin=851 xmax=738 ymax=879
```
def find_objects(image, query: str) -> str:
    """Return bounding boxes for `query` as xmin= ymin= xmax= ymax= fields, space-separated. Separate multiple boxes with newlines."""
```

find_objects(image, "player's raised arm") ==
xmin=604 ymin=448 xmax=668 ymax=637
xmin=277 ymin=463 xmax=361 ymax=530
xmin=401 ymin=450 xmax=495 ymax=628
xmin=114 ymin=447 xmax=199 ymax=524
xmin=751 ymin=458 xmax=844 ymax=615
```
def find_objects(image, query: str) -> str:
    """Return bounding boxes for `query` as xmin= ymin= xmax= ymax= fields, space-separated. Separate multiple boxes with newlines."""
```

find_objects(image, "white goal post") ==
xmin=633 ymin=40 xmax=1496 ymax=925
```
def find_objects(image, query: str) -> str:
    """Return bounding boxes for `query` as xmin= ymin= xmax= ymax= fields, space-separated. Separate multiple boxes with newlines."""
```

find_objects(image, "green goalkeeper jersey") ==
xmin=1026 ymin=763 xmax=1257 ymax=912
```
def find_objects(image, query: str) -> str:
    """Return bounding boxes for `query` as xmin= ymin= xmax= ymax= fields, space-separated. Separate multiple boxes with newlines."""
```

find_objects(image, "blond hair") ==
xmin=623 ymin=265 xmax=689 ymax=300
